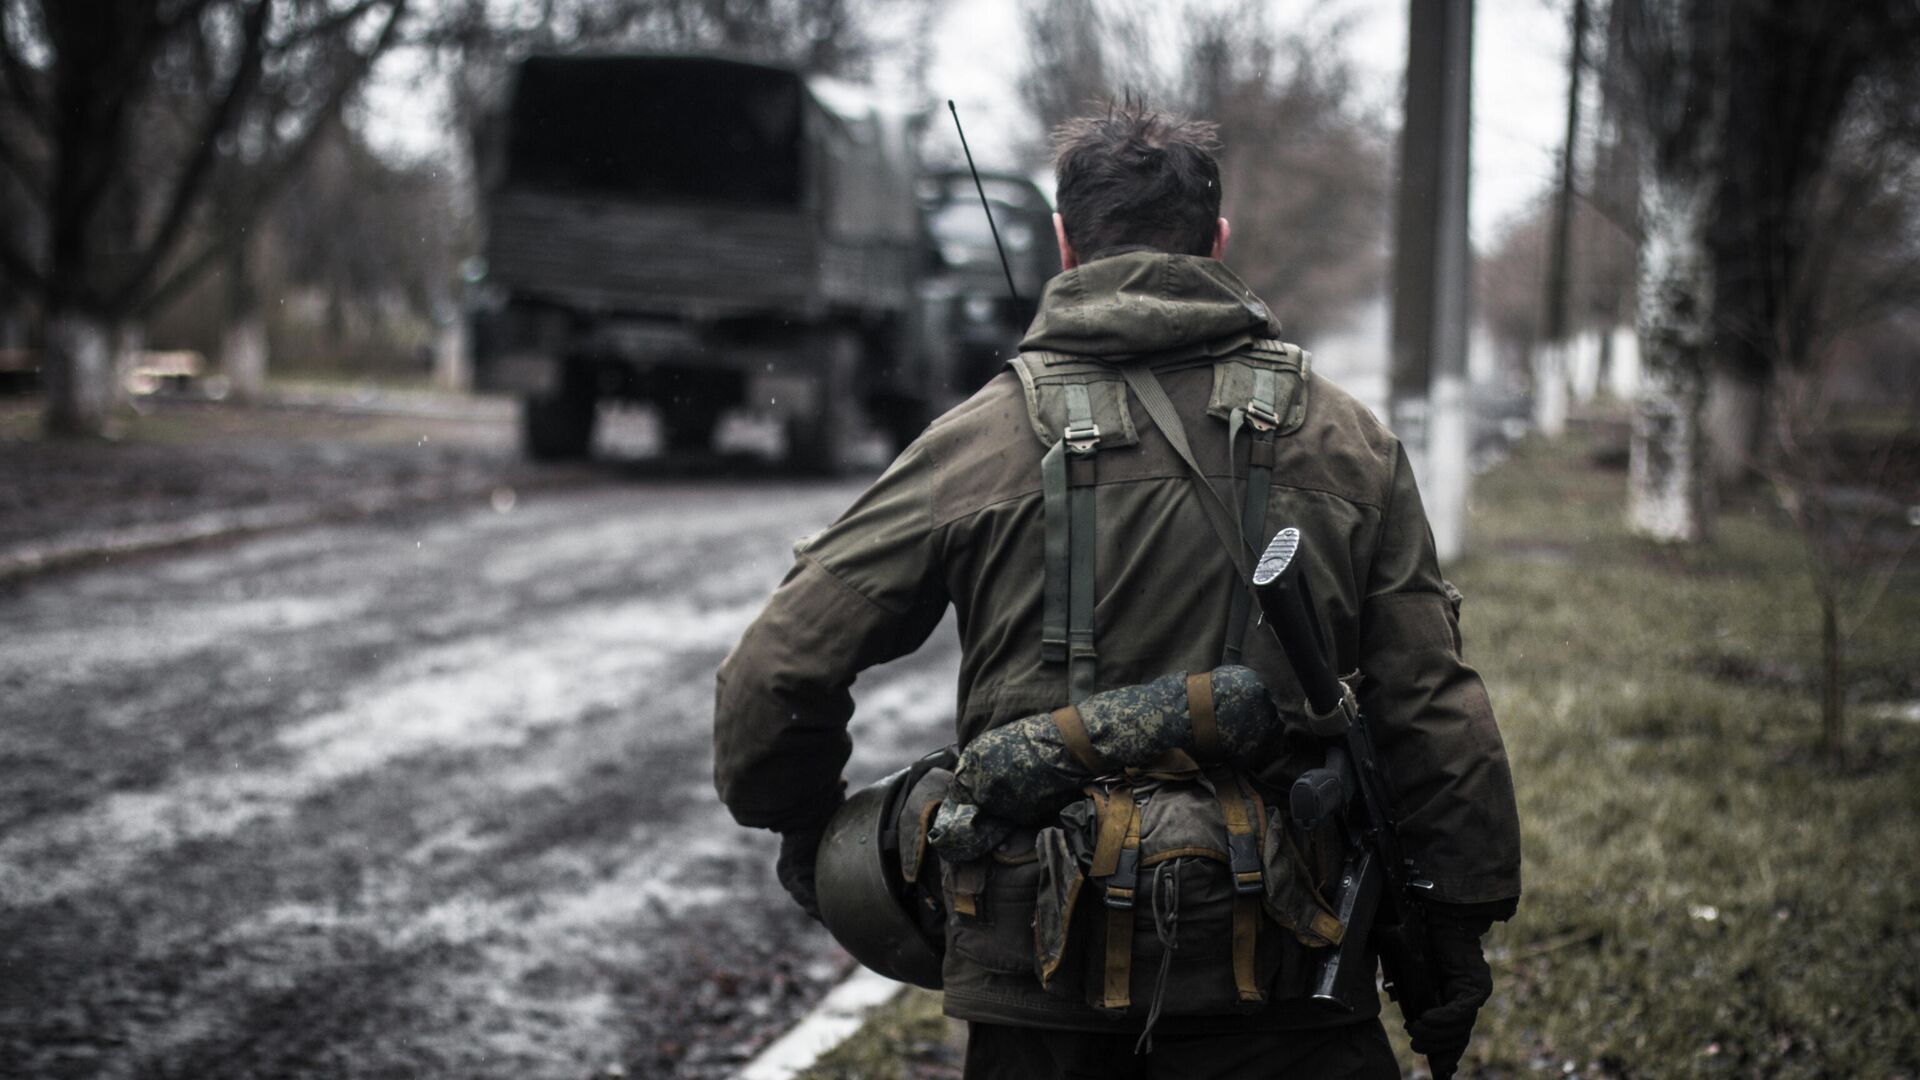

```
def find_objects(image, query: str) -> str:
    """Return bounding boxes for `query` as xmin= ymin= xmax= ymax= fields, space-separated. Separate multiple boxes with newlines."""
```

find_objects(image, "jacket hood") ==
xmin=1018 ymin=250 xmax=1282 ymax=358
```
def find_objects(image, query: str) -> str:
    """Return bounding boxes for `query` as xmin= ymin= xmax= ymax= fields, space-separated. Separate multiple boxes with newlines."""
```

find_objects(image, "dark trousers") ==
xmin=963 ymin=1019 xmax=1400 ymax=1080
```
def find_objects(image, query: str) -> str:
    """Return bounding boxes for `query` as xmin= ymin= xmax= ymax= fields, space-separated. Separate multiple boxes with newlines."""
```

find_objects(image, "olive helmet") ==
xmin=814 ymin=747 xmax=956 ymax=989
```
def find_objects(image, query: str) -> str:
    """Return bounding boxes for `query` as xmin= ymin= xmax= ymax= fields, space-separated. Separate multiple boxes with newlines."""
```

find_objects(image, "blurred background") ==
xmin=0 ymin=1 xmax=1915 ymax=1077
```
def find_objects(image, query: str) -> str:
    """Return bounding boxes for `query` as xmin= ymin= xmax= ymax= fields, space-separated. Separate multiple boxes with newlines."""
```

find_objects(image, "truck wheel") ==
xmin=660 ymin=406 xmax=721 ymax=453
xmin=787 ymin=327 xmax=862 ymax=475
xmin=521 ymin=364 xmax=596 ymax=461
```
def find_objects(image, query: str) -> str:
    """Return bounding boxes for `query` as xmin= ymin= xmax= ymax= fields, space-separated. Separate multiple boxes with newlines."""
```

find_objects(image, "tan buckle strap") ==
xmin=1051 ymin=705 xmax=1116 ymax=776
xmin=1186 ymin=671 xmax=1222 ymax=763
xmin=1208 ymin=768 xmax=1268 ymax=1003
xmin=1101 ymin=802 xmax=1142 ymax=1010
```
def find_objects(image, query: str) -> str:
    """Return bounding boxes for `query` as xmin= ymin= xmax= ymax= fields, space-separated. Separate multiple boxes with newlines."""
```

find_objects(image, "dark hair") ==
xmin=1052 ymin=103 xmax=1223 ymax=258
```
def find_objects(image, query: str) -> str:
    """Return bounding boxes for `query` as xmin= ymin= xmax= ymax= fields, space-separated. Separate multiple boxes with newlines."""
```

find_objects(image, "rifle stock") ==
xmin=1251 ymin=527 xmax=1454 ymax=1077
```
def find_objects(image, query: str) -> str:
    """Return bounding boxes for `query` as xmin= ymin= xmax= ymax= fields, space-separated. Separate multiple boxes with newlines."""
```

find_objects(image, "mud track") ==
xmin=0 ymin=478 xmax=958 ymax=1078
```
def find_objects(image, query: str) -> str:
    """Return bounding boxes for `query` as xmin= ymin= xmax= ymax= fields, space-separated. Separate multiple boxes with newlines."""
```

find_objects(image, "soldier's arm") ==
xmin=713 ymin=442 xmax=950 ymax=833
xmin=1356 ymin=442 xmax=1522 ymax=909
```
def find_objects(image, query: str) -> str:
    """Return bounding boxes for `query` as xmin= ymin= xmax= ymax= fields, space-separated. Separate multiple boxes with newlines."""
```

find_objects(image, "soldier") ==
xmin=714 ymin=104 xmax=1521 ymax=1078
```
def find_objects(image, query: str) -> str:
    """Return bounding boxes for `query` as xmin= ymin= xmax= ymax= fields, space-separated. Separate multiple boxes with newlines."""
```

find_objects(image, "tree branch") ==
xmin=110 ymin=0 xmax=275 ymax=312
xmin=0 ymin=210 xmax=46 ymax=294
xmin=0 ymin=115 xmax=45 ymax=197
xmin=133 ymin=0 xmax=409 ymax=317
xmin=265 ymin=0 xmax=387 ymax=54
xmin=0 ymin=5 xmax=47 ymax=128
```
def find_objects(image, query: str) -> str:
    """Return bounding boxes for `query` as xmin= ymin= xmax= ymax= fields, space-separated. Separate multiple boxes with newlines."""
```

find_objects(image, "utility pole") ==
xmin=1537 ymin=0 xmax=1588 ymax=436
xmin=1389 ymin=0 xmax=1474 ymax=563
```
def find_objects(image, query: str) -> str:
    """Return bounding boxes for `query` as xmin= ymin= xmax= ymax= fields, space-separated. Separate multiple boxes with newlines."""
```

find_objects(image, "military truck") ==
xmin=469 ymin=55 xmax=929 ymax=468
xmin=916 ymin=170 xmax=1056 ymax=399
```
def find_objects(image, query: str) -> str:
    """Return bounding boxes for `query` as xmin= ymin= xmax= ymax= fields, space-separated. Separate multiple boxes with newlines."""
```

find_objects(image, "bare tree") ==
xmin=1614 ymin=0 xmax=1728 ymax=543
xmin=1767 ymin=364 xmax=1919 ymax=765
xmin=1705 ymin=0 xmax=1920 ymax=487
xmin=1018 ymin=0 xmax=1390 ymax=337
xmin=0 ymin=0 xmax=408 ymax=435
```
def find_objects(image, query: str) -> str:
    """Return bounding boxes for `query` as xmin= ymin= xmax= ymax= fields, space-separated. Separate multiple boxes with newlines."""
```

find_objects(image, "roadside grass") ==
xmin=803 ymin=432 xmax=1920 ymax=1079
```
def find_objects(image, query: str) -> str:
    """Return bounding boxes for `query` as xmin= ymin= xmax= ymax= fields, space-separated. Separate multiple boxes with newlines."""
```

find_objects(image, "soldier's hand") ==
xmin=775 ymin=826 xmax=829 ymax=921
xmin=1405 ymin=912 xmax=1495 ymax=1071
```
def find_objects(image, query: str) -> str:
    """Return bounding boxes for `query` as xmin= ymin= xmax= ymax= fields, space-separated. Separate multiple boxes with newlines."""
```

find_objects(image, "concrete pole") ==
xmin=1536 ymin=0 xmax=1587 ymax=438
xmin=1390 ymin=0 xmax=1474 ymax=564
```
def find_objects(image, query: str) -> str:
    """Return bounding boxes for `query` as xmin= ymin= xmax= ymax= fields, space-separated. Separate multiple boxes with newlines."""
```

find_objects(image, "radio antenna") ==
xmin=948 ymin=100 xmax=1020 ymax=304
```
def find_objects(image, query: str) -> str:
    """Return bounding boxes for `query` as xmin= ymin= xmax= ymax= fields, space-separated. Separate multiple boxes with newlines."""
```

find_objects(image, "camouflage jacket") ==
xmin=713 ymin=250 xmax=1522 ymax=1030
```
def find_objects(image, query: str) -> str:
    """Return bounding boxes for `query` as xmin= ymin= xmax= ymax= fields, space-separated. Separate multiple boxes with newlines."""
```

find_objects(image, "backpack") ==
xmin=930 ymin=339 xmax=1351 ymax=1038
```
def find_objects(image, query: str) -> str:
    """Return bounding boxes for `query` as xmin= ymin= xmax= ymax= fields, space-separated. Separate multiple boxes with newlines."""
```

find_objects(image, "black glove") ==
xmin=775 ymin=825 xmax=829 ymax=921
xmin=1404 ymin=911 xmax=1495 ymax=1071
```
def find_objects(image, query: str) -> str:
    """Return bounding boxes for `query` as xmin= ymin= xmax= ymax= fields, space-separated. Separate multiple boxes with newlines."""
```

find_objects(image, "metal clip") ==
xmin=1064 ymin=421 xmax=1102 ymax=454
xmin=1246 ymin=399 xmax=1281 ymax=432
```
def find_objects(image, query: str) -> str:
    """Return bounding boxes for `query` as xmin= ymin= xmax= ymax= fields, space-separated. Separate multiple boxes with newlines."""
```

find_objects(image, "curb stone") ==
xmin=735 ymin=968 xmax=906 ymax=1080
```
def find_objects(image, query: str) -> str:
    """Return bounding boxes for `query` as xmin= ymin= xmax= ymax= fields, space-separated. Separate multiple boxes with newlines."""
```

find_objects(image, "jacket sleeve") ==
xmin=1356 ymin=443 xmax=1522 ymax=908
xmin=713 ymin=442 xmax=951 ymax=832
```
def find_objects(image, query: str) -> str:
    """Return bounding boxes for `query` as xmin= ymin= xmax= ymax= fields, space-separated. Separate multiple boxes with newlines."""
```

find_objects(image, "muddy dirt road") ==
xmin=0 ymin=477 xmax=959 ymax=1079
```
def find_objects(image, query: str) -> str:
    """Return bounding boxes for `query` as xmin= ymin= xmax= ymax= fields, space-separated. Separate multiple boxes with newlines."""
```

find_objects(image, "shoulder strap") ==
xmin=1116 ymin=362 xmax=1256 ymax=579
xmin=1040 ymin=383 xmax=1102 ymax=703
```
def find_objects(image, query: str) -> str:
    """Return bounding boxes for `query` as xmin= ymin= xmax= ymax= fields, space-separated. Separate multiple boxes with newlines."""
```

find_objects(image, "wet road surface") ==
xmin=0 ymin=477 xmax=960 ymax=1078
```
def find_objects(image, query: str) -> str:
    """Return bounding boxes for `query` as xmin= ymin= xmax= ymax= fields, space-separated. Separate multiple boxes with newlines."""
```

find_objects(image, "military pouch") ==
xmin=941 ymin=828 xmax=1044 ymax=976
xmin=1260 ymin=805 xmax=1346 ymax=948
xmin=896 ymin=766 xmax=956 ymax=938
xmin=1031 ymin=769 xmax=1296 ymax=1022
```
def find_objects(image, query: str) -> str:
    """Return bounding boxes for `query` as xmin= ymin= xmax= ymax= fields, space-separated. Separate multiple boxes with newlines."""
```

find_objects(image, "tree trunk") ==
xmin=222 ymin=315 xmax=269 ymax=402
xmin=43 ymin=309 xmax=115 ymax=437
xmin=1532 ymin=342 xmax=1570 ymax=437
xmin=1629 ymin=167 xmax=1715 ymax=543
xmin=1705 ymin=362 xmax=1770 ymax=489
xmin=223 ymin=241 xmax=269 ymax=401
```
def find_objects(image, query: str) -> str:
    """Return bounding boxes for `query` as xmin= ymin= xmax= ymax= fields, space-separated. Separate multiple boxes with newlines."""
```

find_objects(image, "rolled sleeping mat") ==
xmin=929 ymin=666 xmax=1286 ymax=860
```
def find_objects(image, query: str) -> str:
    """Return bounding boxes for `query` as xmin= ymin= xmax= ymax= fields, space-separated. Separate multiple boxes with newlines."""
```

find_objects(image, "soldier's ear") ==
xmin=1054 ymin=213 xmax=1078 ymax=270
xmin=1211 ymin=217 xmax=1231 ymax=260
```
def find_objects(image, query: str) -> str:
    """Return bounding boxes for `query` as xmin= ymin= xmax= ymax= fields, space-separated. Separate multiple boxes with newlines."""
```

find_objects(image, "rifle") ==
xmin=1250 ymin=526 xmax=1459 ymax=1080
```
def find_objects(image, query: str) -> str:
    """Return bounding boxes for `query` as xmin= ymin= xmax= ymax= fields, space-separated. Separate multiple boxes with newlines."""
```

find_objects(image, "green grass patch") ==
xmin=816 ymin=433 xmax=1920 ymax=1077
xmin=799 ymin=988 xmax=956 ymax=1079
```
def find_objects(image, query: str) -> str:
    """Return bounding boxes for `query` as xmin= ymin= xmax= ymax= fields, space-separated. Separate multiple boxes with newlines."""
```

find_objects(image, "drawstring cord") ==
xmin=1134 ymin=858 xmax=1185 ymax=1055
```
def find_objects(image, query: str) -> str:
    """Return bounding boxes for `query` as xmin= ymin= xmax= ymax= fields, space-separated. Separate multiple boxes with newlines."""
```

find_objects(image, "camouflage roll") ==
xmin=952 ymin=666 xmax=1288 ymax=826
xmin=927 ymin=667 xmax=1289 ymax=863
xmin=926 ymin=795 xmax=1014 ymax=864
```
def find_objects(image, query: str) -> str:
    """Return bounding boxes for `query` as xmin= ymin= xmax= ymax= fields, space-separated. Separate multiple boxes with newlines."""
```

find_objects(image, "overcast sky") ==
xmin=363 ymin=0 xmax=1574 ymax=247
xmin=920 ymin=0 xmax=1573 ymax=247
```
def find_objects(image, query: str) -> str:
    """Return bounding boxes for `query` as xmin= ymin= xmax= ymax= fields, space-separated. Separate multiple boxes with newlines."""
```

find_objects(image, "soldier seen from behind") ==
xmin=714 ymin=103 xmax=1522 ymax=1078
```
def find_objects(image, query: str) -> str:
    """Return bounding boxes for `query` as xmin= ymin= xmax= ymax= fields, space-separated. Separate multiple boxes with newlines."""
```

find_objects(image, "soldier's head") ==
xmin=1050 ymin=103 xmax=1229 ymax=270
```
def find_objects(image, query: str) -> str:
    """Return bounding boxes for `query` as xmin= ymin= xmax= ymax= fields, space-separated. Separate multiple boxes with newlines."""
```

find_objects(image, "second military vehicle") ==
xmin=470 ymin=55 xmax=931 ymax=469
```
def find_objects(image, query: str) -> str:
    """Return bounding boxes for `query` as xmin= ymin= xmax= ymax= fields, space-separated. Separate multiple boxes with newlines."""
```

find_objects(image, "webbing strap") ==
xmin=1223 ymin=435 xmax=1278 ymax=662
xmin=1102 ymin=801 xmax=1142 ymax=1010
xmin=1221 ymin=365 xmax=1281 ymax=663
xmin=1040 ymin=440 xmax=1069 ymax=666
xmin=1185 ymin=672 xmax=1222 ymax=763
xmin=1117 ymin=364 xmax=1254 ymax=581
xmin=1231 ymin=895 xmax=1263 ymax=1002
xmin=1067 ymin=452 xmax=1098 ymax=703
xmin=1088 ymin=783 xmax=1133 ymax=878
xmin=1208 ymin=769 xmax=1267 ymax=1003
xmin=1041 ymin=386 xmax=1100 ymax=703
xmin=1051 ymin=705 xmax=1116 ymax=776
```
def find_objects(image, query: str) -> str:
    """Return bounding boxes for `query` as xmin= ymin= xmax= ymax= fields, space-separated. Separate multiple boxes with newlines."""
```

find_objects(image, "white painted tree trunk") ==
xmin=1426 ymin=373 xmax=1471 ymax=564
xmin=222 ymin=313 xmax=269 ymax=402
xmin=433 ymin=316 xmax=471 ymax=392
xmin=1629 ymin=169 xmax=1715 ymax=543
xmin=43 ymin=310 xmax=115 ymax=437
xmin=1532 ymin=341 xmax=1570 ymax=437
